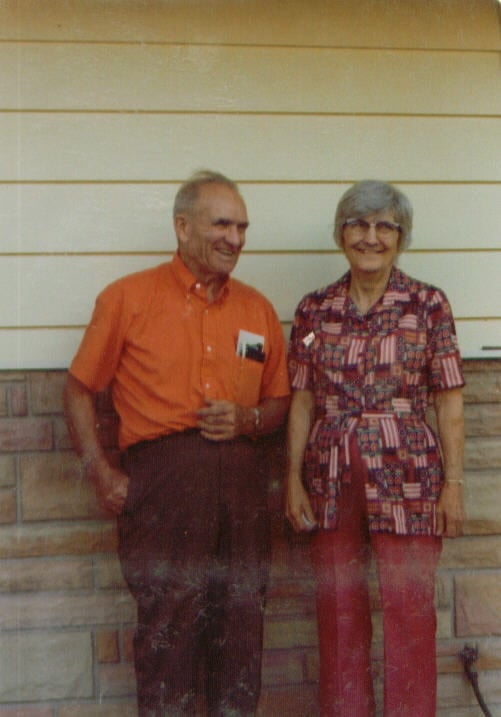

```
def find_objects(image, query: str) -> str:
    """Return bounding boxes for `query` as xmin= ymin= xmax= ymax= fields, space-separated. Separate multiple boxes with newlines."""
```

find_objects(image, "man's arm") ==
xmin=285 ymin=389 xmax=317 ymax=533
xmin=434 ymin=386 xmax=465 ymax=538
xmin=63 ymin=373 xmax=129 ymax=515
xmin=196 ymin=396 xmax=290 ymax=441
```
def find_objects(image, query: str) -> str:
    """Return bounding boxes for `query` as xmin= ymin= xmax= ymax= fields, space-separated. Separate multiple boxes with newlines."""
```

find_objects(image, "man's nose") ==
xmin=226 ymin=225 xmax=245 ymax=247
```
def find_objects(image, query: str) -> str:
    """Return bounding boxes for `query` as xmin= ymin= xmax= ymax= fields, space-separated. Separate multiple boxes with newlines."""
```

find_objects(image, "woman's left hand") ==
xmin=436 ymin=482 xmax=465 ymax=537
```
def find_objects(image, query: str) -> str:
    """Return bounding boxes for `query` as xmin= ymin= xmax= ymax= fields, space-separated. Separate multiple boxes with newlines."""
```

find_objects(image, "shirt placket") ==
xmin=200 ymin=295 xmax=218 ymax=401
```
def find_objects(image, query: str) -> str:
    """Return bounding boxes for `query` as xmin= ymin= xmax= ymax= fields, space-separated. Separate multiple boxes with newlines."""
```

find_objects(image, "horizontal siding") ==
xmin=2 ymin=183 xmax=500 ymax=253
xmin=1 ymin=0 xmax=499 ymax=49
xmin=2 ymin=44 xmax=500 ymax=115
xmin=1 ymin=114 xmax=500 ymax=182
xmin=1 ymin=0 xmax=499 ymax=367
xmin=1 ymin=252 xmax=499 ymax=323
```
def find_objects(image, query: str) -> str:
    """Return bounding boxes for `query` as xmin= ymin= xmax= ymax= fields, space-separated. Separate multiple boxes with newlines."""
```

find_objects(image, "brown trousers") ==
xmin=118 ymin=430 xmax=270 ymax=716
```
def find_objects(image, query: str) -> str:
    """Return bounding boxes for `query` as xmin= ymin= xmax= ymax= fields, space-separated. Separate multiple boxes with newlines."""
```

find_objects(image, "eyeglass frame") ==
xmin=342 ymin=218 xmax=402 ymax=237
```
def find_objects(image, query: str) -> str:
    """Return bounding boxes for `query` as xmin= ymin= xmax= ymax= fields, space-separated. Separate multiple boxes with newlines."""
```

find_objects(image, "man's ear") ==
xmin=174 ymin=214 xmax=190 ymax=244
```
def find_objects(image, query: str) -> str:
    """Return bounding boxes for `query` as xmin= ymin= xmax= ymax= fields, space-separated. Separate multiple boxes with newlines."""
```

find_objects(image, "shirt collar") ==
xmin=336 ymin=266 xmax=411 ymax=318
xmin=171 ymin=251 xmax=230 ymax=302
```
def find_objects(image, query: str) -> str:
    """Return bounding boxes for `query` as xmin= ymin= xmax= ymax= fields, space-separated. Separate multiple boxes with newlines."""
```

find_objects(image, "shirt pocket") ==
xmin=233 ymin=355 xmax=265 ymax=406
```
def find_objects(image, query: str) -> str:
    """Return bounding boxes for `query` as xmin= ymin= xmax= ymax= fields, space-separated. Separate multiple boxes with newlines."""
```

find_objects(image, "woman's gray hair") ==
xmin=173 ymin=170 xmax=241 ymax=218
xmin=334 ymin=180 xmax=413 ymax=251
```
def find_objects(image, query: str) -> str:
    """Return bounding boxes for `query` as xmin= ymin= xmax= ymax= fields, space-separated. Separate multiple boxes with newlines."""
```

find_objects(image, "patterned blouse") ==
xmin=288 ymin=267 xmax=464 ymax=535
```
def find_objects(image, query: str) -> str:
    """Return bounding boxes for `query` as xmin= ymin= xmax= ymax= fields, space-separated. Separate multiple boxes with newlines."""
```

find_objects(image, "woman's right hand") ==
xmin=286 ymin=475 xmax=317 ymax=533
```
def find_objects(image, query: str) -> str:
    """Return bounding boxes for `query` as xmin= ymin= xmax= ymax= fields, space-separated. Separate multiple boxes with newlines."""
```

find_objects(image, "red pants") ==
xmin=311 ymin=445 xmax=442 ymax=716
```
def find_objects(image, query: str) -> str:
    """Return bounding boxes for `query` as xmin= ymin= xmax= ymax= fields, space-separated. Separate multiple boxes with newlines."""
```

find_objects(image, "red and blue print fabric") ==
xmin=288 ymin=267 xmax=465 ymax=535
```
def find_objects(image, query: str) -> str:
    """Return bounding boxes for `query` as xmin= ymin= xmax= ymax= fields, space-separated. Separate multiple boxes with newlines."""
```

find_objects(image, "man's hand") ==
xmin=84 ymin=456 xmax=129 ymax=515
xmin=196 ymin=399 xmax=247 ymax=441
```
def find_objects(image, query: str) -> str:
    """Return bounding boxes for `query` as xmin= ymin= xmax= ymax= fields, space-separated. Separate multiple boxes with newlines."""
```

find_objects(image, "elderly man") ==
xmin=64 ymin=170 xmax=290 ymax=716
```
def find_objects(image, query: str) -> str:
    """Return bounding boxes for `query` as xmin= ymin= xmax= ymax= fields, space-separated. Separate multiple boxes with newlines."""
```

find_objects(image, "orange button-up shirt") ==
xmin=70 ymin=253 xmax=290 ymax=449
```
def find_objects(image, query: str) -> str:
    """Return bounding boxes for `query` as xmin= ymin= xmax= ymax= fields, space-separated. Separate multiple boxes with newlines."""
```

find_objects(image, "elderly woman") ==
xmin=286 ymin=180 xmax=465 ymax=716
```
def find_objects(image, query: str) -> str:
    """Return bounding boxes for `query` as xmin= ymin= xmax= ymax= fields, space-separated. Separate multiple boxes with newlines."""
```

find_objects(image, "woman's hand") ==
xmin=436 ymin=482 xmax=465 ymax=538
xmin=286 ymin=474 xmax=317 ymax=533
xmin=434 ymin=387 xmax=465 ymax=538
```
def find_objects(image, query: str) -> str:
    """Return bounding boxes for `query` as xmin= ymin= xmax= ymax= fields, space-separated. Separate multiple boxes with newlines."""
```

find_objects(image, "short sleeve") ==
xmin=424 ymin=288 xmax=465 ymax=391
xmin=69 ymin=283 xmax=129 ymax=392
xmin=287 ymin=298 xmax=316 ymax=391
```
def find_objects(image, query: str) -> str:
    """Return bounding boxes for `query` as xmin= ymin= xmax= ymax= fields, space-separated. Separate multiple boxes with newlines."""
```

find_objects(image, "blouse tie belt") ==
xmin=322 ymin=400 xmax=414 ymax=486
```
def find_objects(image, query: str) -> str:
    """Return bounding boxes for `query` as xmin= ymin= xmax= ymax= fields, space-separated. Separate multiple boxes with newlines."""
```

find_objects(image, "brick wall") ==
xmin=0 ymin=363 xmax=500 ymax=716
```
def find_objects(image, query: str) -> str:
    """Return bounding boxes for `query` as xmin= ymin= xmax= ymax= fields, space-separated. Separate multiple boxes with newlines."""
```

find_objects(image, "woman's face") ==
xmin=340 ymin=209 xmax=401 ymax=278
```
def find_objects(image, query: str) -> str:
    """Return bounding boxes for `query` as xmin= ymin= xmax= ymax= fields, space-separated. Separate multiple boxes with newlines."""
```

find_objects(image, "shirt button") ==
xmin=207 ymin=346 xmax=212 ymax=352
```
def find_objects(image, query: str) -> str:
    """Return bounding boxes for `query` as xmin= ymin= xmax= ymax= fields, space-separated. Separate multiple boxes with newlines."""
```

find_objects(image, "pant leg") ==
xmin=205 ymin=438 xmax=271 ymax=717
xmin=310 ymin=444 xmax=376 ymax=717
xmin=118 ymin=432 xmax=221 ymax=716
xmin=371 ymin=533 xmax=442 ymax=717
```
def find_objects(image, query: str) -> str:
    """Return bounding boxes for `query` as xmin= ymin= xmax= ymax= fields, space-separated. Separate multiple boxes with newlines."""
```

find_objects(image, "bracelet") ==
xmin=253 ymin=407 xmax=262 ymax=434
xmin=445 ymin=479 xmax=464 ymax=484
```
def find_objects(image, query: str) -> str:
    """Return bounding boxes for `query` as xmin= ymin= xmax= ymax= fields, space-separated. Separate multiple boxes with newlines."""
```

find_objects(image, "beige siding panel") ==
xmin=0 ymin=328 xmax=84 ymax=370
xmin=1 ymin=318 xmax=499 ymax=370
xmin=1 ymin=114 xmax=500 ymax=182
xmin=3 ymin=184 xmax=501 ymax=254
xmin=2 ymin=44 xmax=500 ymax=115
xmin=2 ymin=252 xmax=499 ymax=325
xmin=1 ymin=0 xmax=498 ymax=50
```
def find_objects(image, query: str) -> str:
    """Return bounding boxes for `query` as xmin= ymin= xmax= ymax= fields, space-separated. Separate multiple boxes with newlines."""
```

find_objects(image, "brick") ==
xmin=463 ymin=369 xmax=501 ymax=404
xmin=257 ymin=684 xmax=319 ymax=716
xmin=29 ymin=371 xmax=66 ymax=415
xmin=266 ymin=594 xmax=316 ymax=619
xmin=0 ymin=523 xmax=117 ymax=559
xmin=437 ymin=709 xmax=501 ymax=717
xmin=436 ymin=572 xmax=452 ymax=608
xmin=456 ymin=573 xmax=501 ymax=637
xmin=437 ymin=670 xmax=501 ymax=710
xmin=465 ymin=403 xmax=501 ymax=437
xmin=0 ymin=488 xmax=16 ymax=524
xmin=0 ymin=631 xmax=92 ymax=702
xmin=0 ymin=592 xmax=135 ymax=630
xmin=98 ymin=663 xmax=136 ymax=698
xmin=261 ymin=649 xmax=304 ymax=686
xmin=10 ymin=383 xmax=28 ymax=417
xmin=0 ymin=386 xmax=7 ymax=417
xmin=0 ymin=558 xmax=93 ymax=592
xmin=123 ymin=627 xmax=135 ymax=662
xmin=465 ymin=437 xmax=501 ymax=470
xmin=437 ymin=636 xmax=501 ymax=673
xmin=94 ymin=556 xmax=127 ymax=590
xmin=263 ymin=616 xmax=317 ymax=650
xmin=304 ymin=648 xmax=319 ymax=682
xmin=20 ymin=453 xmax=104 ymax=521
xmin=0 ymin=455 xmax=16 ymax=487
xmin=96 ymin=629 xmax=120 ymax=663
xmin=0 ymin=372 xmax=26 ymax=383
xmin=59 ymin=704 xmax=138 ymax=717
xmin=441 ymin=535 xmax=501 ymax=569
xmin=464 ymin=471 xmax=501 ymax=535
xmin=0 ymin=418 xmax=53 ymax=452
xmin=0 ymin=707 xmax=53 ymax=716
